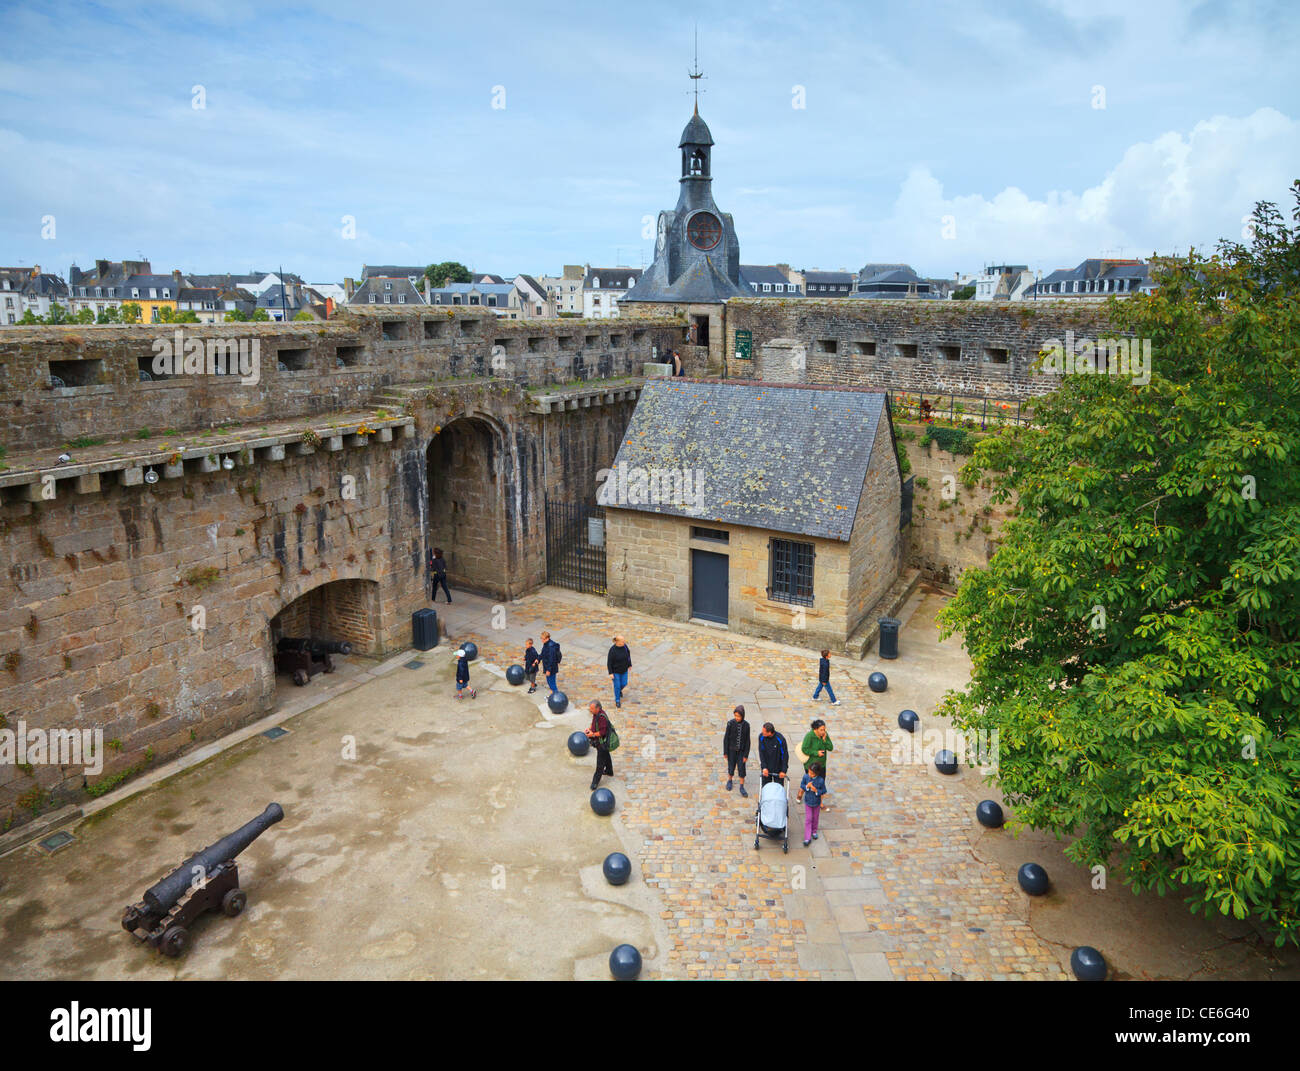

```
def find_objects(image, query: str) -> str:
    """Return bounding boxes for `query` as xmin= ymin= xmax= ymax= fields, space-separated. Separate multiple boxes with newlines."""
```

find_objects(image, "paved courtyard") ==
xmin=1 ymin=584 xmax=1296 ymax=980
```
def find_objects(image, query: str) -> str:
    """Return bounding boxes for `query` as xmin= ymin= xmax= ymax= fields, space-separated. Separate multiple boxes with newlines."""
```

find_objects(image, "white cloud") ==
xmin=875 ymin=108 xmax=1299 ymax=274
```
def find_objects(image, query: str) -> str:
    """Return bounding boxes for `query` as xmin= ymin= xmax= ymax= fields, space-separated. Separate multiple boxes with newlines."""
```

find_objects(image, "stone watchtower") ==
xmin=621 ymin=105 xmax=748 ymax=371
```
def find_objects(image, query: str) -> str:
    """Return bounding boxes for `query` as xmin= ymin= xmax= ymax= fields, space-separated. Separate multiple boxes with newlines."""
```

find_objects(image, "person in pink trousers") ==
xmin=797 ymin=762 xmax=828 ymax=847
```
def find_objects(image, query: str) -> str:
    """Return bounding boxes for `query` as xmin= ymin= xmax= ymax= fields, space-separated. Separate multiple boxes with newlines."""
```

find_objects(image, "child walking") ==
xmin=812 ymin=649 xmax=840 ymax=705
xmin=797 ymin=762 xmax=828 ymax=847
xmin=523 ymin=638 xmax=540 ymax=694
xmin=454 ymin=649 xmax=476 ymax=699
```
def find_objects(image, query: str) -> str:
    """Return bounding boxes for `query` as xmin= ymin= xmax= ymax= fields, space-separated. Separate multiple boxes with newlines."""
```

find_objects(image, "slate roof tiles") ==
xmin=606 ymin=379 xmax=889 ymax=542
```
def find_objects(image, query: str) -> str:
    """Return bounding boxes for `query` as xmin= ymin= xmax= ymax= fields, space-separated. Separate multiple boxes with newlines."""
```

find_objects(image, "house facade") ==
xmin=539 ymin=265 xmax=584 ymax=315
xmin=604 ymin=379 xmax=906 ymax=654
xmin=583 ymin=266 xmax=642 ymax=318
xmin=740 ymin=264 xmax=801 ymax=296
xmin=1028 ymin=258 xmax=1155 ymax=298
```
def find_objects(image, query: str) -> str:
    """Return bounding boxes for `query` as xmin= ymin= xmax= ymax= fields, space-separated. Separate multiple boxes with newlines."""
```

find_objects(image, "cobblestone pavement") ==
xmin=441 ymin=586 xmax=1070 ymax=981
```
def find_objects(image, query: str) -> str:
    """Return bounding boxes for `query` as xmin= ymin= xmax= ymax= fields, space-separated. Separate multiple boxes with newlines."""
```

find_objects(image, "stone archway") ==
xmin=426 ymin=416 xmax=510 ymax=597
xmin=269 ymin=577 xmax=380 ymax=685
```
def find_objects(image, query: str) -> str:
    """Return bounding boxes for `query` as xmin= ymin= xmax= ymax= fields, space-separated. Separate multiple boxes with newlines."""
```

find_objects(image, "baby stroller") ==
xmin=754 ymin=779 xmax=789 ymax=853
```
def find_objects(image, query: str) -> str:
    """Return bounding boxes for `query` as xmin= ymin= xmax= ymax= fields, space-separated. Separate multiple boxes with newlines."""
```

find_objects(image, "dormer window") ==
xmin=762 ymin=283 xmax=771 ymax=292
xmin=384 ymin=281 xmax=392 ymax=290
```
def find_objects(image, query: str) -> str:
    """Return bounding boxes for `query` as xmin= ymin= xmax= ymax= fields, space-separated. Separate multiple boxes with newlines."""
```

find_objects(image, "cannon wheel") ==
xmin=221 ymin=888 xmax=247 ymax=917
xmin=161 ymin=925 xmax=189 ymax=957
xmin=323 ymin=654 xmax=335 ymax=674
xmin=292 ymin=668 xmax=309 ymax=687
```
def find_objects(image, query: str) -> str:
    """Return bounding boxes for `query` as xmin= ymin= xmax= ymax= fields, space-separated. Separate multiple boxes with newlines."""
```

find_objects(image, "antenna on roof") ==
xmin=688 ymin=24 xmax=705 ymax=114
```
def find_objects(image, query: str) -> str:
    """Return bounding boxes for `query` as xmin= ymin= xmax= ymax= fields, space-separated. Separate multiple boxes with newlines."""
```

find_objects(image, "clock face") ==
xmin=686 ymin=211 xmax=722 ymax=251
xmin=655 ymin=213 xmax=668 ymax=256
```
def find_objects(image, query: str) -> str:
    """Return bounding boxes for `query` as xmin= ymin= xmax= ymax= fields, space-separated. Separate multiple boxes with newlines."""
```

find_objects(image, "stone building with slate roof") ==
xmin=604 ymin=378 xmax=905 ymax=653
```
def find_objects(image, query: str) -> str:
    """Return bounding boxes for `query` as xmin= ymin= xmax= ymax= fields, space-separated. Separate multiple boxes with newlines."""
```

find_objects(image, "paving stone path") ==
xmin=442 ymin=588 xmax=1069 ymax=980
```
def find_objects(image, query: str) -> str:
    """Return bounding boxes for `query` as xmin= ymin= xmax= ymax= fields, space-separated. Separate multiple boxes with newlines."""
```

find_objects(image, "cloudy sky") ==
xmin=1 ymin=0 xmax=1297 ymax=283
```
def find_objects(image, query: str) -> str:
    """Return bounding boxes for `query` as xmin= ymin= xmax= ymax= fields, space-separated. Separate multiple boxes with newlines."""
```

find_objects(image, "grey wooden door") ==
xmin=691 ymin=549 xmax=728 ymax=624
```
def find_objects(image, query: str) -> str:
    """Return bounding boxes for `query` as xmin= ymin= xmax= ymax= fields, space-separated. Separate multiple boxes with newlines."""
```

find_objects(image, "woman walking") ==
xmin=585 ymin=699 xmax=614 ymax=790
xmin=607 ymin=634 xmax=632 ymax=708
xmin=722 ymin=704 xmax=751 ymax=798
xmin=801 ymin=719 xmax=834 ymax=810
xmin=429 ymin=546 xmax=452 ymax=603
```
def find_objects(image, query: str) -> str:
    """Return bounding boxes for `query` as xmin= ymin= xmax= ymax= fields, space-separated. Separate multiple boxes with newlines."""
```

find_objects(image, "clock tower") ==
xmin=624 ymin=105 xmax=748 ymax=306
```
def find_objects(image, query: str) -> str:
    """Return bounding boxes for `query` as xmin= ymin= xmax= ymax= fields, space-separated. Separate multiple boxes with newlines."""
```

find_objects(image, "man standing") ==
xmin=758 ymin=722 xmax=789 ymax=787
xmin=607 ymin=634 xmax=632 ymax=709
xmin=722 ymin=705 xmax=751 ymax=797
xmin=585 ymin=700 xmax=614 ymax=790
xmin=540 ymin=630 xmax=562 ymax=696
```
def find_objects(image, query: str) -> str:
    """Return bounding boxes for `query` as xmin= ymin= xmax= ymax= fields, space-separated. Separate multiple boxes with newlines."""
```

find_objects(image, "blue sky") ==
xmin=1 ymin=0 xmax=1297 ymax=284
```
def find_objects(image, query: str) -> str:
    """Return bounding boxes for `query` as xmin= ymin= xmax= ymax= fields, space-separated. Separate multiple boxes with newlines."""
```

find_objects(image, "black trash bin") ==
xmin=878 ymin=617 xmax=901 ymax=659
xmin=412 ymin=608 xmax=439 ymax=651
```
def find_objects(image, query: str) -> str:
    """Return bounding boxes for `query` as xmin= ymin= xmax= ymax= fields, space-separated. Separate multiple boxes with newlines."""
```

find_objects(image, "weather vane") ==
xmin=689 ymin=24 xmax=705 ymax=113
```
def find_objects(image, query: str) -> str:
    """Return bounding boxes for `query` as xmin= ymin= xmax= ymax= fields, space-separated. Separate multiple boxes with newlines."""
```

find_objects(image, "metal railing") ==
xmin=888 ymin=391 xmax=1035 ymax=428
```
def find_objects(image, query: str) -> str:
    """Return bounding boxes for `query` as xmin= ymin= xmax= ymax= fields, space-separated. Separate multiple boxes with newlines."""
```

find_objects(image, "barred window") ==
xmin=769 ymin=538 xmax=815 ymax=606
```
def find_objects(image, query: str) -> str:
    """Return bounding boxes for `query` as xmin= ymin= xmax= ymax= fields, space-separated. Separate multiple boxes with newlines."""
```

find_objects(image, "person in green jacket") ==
xmin=801 ymin=720 xmax=834 ymax=808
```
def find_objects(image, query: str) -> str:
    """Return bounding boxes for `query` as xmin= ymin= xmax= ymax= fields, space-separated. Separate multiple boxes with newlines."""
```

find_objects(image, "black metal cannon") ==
xmin=274 ymin=636 xmax=353 ymax=686
xmin=122 ymin=803 xmax=284 ymax=957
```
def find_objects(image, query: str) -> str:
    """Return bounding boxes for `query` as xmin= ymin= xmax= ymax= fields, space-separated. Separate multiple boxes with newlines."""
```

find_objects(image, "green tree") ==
xmin=952 ymin=284 xmax=976 ymax=300
xmin=293 ymin=309 xmax=314 ymax=321
xmin=18 ymin=309 xmax=40 ymax=325
xmin=423 ymin=261 xmax=472 ymax=289
xmin=157 ymin=306 xmax=175 ymax=323
xmin=251 ymin=307 xmax=270 ymax=321
xmin=937 ymin=181 xmax=1300 ymax=945
xmin=74 ymin=307 xmax=95 ymax=324
xmin=175 ymin=310 xmax=200 ymax=323
xmin=96 ymin=306 xmax=120 ymax=324
xmin=225 ymin=308 xmax=249 ymax=322
xmin=120 ymin=302 xmax=142 ymax=323
xmin=44 ymin=302 xmax=70 ymax=324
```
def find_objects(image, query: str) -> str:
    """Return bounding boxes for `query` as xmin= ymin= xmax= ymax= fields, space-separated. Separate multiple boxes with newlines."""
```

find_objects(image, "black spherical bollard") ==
xmin=976 ymin=800 xmax=1005 ymax=828
xmin=868 ymin=672 xmax=888 ymax=693
xmin=567 ymin=731 xmax=590 ymax=757
xmin=590 ymin=788 xmax=616 ymax=816
xmin=609 ymin=943 xmax=642 ymax=981
xmin=506 ymin=664 xmax=525 ymax=686
xmin=1018 ymin=862 xmax=1050 ymax=896
xmin=1070 ymin=946 xmax=1107 ymax=981
xmin=460 ymin=641 xmax=479 ymax=662
xmin=898 ymin=709 xmax=919 ymax=733
xmin=934 ymin=749 xmax=958 ymax=774
xmin=602 ymin=852 xmax=632 ymax=886
xmin=548 ymin=690 xmax=569 ymax=714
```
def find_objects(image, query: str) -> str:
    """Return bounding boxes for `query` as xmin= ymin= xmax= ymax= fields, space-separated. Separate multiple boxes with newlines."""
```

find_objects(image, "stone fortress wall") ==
xmin=723 ymin=297 xmax=1127 ymax=399
xmin=0 ymin=298 xmax=1125 ymax=831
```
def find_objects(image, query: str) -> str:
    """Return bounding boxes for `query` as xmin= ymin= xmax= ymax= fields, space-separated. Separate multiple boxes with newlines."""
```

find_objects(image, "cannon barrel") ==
xmin=276 ymin=637 xmax=353 ymax=656
xmin=143 ymin=803 xmax=284 ymax=915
